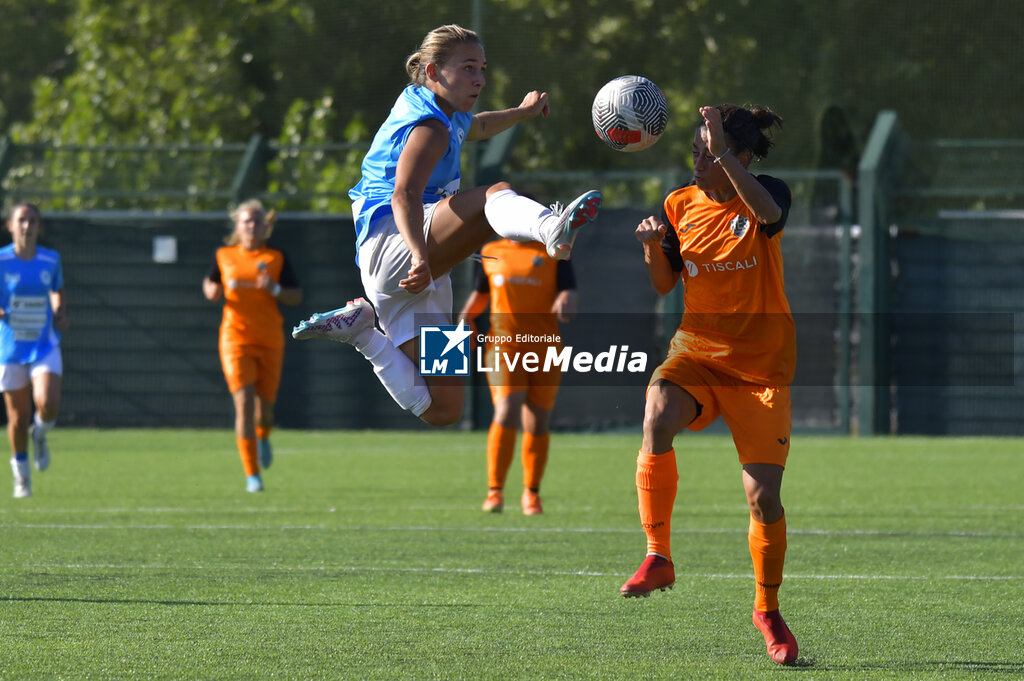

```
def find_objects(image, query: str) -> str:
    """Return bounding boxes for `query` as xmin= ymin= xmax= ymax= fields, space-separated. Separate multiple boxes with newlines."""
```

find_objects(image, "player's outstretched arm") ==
xmin=468 ymin=90 xmax=549 ymax=141
xmin=636 ymin=216 xmax=679 ymax=296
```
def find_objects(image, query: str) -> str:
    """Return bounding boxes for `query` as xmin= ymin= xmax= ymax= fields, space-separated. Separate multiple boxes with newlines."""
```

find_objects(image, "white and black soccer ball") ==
xmin=592 ymin=75 xmax=669 ymax=152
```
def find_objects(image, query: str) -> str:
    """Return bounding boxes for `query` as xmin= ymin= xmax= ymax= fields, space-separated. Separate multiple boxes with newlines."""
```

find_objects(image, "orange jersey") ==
xmin=210 ymin=245 xmax=294 ymax=348
xmin=478 ymin=240 xmax=573 ymax=341
xmin=661 ymin=177 xmax=795 ymax=385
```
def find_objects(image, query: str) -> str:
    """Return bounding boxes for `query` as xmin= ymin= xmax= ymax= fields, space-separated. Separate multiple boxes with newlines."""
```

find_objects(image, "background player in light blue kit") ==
xmin=0 ymin=202 xmax=69 ymax=498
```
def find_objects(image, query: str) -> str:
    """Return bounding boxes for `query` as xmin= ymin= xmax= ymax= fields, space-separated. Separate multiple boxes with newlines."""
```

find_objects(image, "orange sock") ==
xmin=636 ymin=449 xmax=678 ymax=559
xmin=521 ymin=432 xmax=549 ymax=490
xmin=749 ymin=513 xmax=787 ymax=612
xmin=237 ymin=438 xmax=259 ymax=476
xmin=256 ymin=425 xmax=272 ymax=441
xmin=486 ymin=424 xmax=517 ymax=489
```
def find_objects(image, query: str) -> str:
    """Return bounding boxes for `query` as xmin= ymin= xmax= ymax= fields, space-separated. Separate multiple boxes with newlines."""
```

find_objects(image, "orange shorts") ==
xmin=220 ymin=341 xmax=284 ymax=403
xmin=649 ymin=355 xmax=791 ymax=467
xmin=484 ymin=344 xmax=561 ymax=410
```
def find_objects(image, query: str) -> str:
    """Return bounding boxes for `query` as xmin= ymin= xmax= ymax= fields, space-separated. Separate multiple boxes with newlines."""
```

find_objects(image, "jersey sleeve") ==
xmin=659 ymin=183 xmax=688 ymax=272
xmin=206 ymin=251 xmax=222 ymax=283
xmin=757 ymin=175 xmax=792 ymax=238
xmin=278 ymin=251 xmax=300 ymax=287
xmin=52 ymin=254 xmax=64 ymax=291
xmin=555 ymin=259 xmax=576 ymax=291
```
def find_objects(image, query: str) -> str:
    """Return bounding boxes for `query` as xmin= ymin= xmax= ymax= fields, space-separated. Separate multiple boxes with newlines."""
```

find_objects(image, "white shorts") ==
xmin=357 ymin=203 xmax=452 ymax=347
xmin=0 ymin=345 xmax=63 ymax=392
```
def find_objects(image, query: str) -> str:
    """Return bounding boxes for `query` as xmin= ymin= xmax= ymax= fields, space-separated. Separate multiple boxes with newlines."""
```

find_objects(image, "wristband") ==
xmin=713 ymin=148 xmax=732 ymax=164
xmin=271 ymin=283 xmax=282 ymax=297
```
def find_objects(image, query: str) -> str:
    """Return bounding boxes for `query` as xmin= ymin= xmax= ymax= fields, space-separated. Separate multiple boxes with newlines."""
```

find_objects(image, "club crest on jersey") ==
xmin=532 ymin=256 xmax=544 ymax=267
xmin=729 ymin=215 xmax=750 ymax=238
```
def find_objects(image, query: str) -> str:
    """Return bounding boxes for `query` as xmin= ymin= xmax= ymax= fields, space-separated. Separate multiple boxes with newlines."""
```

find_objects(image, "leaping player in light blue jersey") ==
xmin=294 ymin=24 xmax=603 ymax=427
xmin=0 ymin=202 xmax=69 ymax=498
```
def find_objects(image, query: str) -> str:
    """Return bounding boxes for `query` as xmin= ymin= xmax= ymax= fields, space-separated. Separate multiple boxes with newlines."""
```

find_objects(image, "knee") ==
xmin=485 ymin=181 xmax=514 ymax=197
xmin=37 ymin=407 xmax=59 ymax=422
xmin=747 ymin=489 xmax=783 ymax=524
xmin=9 ymin=412 xmax=32 ymax=433
xmin=420 ymin=395 xmax=463 ymax=427
xmin=491 ymin=403 xmax=520 ymax=430
xmin=422 ymin=404 xmax=461 ymax=427
xmin=642 ymin=402 xmax=678 ymax=446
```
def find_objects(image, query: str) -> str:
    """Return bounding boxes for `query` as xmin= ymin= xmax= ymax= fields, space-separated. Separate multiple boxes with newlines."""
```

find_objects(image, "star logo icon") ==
xmin=439 ymin=320 xmax=472 ymax=358
xmin=418 ymin=321 xmax=473 ymax=376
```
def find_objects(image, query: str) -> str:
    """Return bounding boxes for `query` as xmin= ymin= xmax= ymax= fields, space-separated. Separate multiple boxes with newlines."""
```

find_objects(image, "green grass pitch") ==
xmin=1 ymin=429 xmax=1022 ymax=680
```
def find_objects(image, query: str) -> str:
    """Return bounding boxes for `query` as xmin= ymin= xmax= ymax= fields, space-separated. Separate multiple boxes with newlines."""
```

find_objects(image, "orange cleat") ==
xmin=521 ymin=489 xmax=543 ymax=516
xmin=620 ymin=554 xmax=675 ymax=597
xmin=482 ymin=489 xmax=504 ymax=513
xmin=752 ymin=609 xmax=798 ymax=665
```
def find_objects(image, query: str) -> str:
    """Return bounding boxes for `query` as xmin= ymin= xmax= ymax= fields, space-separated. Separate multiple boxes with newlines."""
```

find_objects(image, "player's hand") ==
xmin=400 ymin=255 xmax=432 ymax=294
xmin=53 ymin=307 xmax=70 ymax=332
xmin=518 ymin=91 xmax=550 ymax=119
xmin=255 ymin=270 xmax=274 ymax=292
xmin=636 ymin=216 xmax=667 ymax=244
xmin=551 ymin=290 xmax=577 ymax=323
xmin=699 ymin=106 xmax=727 ymax=158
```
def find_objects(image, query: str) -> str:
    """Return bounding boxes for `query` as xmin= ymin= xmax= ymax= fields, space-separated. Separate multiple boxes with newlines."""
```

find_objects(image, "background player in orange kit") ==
xmin=458 ymin=238 xmax=577 ymax=515
xmin=622 ymin=104 xmax=799 ymax=665
xmin=203 ymin=200 xmax=302 ymax=493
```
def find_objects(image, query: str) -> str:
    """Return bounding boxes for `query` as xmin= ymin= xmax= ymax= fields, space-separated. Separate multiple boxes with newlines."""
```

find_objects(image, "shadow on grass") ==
xmin=2 ymin=596 xmax=481 ymax=608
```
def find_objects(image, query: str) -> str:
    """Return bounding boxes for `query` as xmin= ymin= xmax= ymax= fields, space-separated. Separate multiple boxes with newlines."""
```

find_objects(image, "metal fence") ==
xmin=6 ymin=118 xmax=1019 ymax=434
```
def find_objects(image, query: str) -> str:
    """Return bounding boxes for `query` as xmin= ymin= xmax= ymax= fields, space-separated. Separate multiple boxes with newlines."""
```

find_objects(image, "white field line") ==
xmin=0 ymin=562 xmax=1020 ymax=581
xmin=3 ymin=504 xmax=1024 ymax=514
xmin=1 ymin=523 xmax=1020 ymax=538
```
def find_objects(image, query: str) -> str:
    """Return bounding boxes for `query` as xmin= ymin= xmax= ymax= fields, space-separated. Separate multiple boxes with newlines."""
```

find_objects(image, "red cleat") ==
xmin=752 ymin=609 xmax=798 ymax=665
xmin=521 ymin=489 xmax=543 ymax=516
xmin=620 ymin=555 xmax=675 ymax=597
xmin=481 ymin=489 xmax=504 ymax=513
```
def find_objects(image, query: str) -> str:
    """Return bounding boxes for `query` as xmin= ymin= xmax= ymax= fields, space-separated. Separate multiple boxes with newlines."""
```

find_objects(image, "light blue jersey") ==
xmin=349 ymin=85 xmax=473 ymax=252
xmin=0 ymin=245 xmax=64 ymax=364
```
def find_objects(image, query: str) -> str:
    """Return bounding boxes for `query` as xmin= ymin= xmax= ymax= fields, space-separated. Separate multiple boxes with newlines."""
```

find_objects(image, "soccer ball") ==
xmin=592 ymin=75 xmax=669 ymax=152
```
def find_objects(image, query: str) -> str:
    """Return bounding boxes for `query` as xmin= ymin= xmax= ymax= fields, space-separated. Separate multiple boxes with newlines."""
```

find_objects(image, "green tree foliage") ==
xmin=2 ymin=0 xmax=1022 ymax=209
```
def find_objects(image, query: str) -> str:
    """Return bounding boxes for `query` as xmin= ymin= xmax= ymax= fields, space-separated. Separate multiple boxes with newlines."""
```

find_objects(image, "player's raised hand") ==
xmin=400 ymin=254 xmax=432 ymax=294
xmin=636 ymin=216 xmax=667 ymax=244
xmin=700 ymin=106 xmax=727 ymax=157
xmin=517 ymin=91 xmax=550 ymax=119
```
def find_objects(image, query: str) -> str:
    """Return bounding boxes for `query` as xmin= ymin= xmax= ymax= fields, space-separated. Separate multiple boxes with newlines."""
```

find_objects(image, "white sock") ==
xmin=358 ymin=332 xmax=433 ymax=417
xmin=484 ymin=189 xmax=551 ymax=242
xmin=10 ymin=458 xmax=30 ymax=483
xmin=33 ymin=413 xmax=55 ymax=435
